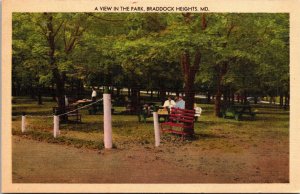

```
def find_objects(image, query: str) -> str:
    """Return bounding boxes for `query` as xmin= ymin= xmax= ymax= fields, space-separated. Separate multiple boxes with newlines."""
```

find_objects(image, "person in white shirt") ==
xmin=194 ymin=103 xmax=202 ymax=121
xmin=91 ymin=87 xmax=97 ymax=101
xmin=91 ymin=87 xmax=97 ymax=114
xmin=163 ymin=96 xmax=176 ymax=113
xmin=64 ymin=95 xmax=69 ymax=106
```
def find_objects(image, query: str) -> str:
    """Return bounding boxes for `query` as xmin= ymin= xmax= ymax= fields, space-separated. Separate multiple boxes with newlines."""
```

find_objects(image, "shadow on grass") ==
xmin=162 ymin=132 xmax=227 ymax=142
xmin=60 ymin=122 xmax=102 ymax=133
xmin=12 ymin=129 xmax=104 ymax=149
xmin=255 ymin=116 xmax=289 ymax=122
xmin=198 ymin=120 xmax=239 ymax=128
xmin=256 ymin=112 xmax=289 ymax=115
xmin=12 ymin=111 xmax=53 ymax=116
xmin=193 ymin=133 xmax=226 ymax=140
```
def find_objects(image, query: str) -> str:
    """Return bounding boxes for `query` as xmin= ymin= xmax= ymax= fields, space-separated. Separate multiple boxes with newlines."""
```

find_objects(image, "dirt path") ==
xmin=12 ymin=136 xmax=288 ymax=183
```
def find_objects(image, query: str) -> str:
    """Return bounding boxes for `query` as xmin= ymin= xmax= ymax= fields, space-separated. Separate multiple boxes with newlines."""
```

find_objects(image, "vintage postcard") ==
xmin=2 ymin=0 xmax=300 ymax=193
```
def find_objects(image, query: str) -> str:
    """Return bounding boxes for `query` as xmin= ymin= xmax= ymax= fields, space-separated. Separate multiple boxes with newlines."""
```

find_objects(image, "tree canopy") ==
xmin=12 ymin=12 xmax=289 ymax=118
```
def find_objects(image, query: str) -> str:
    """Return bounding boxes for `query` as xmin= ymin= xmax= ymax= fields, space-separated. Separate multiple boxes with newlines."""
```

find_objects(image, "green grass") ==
xmin=12 ymin=96 xmax=289 ymax=151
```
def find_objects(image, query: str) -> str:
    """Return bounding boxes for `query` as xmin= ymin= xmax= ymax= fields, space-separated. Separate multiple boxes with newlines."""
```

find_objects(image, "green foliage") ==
xmin=13 ymin=13 xmax=289 ymax=100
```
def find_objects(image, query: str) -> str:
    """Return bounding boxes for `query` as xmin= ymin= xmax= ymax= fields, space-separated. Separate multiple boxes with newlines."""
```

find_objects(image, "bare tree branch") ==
xmin=53 ymin=20 xmax=65 ymax=37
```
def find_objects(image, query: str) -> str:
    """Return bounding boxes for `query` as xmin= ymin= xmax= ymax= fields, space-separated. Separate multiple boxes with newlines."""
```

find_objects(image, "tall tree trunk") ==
xmin=180 ymin=49 xmax=201 ymax=135
xmin=30 ymin=86 xmax=36 ymax=99
xmin=181 ymin=50 xmax=201 ymax=111
xmin=130 ymin=87 xmax=140 ymax=114
xmin=159 ymin=88 xmax=166 ymax=103
xmin=111 ymin=86 xmax=114 ymax=97
xmin=70 ymin=80 xmax=74 ymax=95
xmin=37 ymin=85 xmax=43 ymax=105
xmin=76 ymin=79 xmax=81 ymax=100
xmin=254 ymin=97 xmax=258 ymax=104
xmin=12 ymin=82 xmax=16 ymax=96
xmin=16 ymin=82 xmax=21 ymax=96
xmin=46 ymin=13 xmax=66 ymax=120
xmin=52 ymin=68 xmax=66 ymax=120
xmin=224 ymin=87 xmax=228 ymax=104
xmin=284 ymin=92 xmax=289 ymax=109
xmin=214 ymin=62 xmax=228 ymax=117
xmin=243 ymin=91 xmax=247 ymax=104
xmin=116 ymin=87 xmax=121 ymax=97
xmin=280 ymin=93 xmax=284 ymax=107
xmin=207 ymin=91 xmax=211 ymax=104
xmin=150 ymin=90 xmax=153 ymax=100
xmin=52 ymin=82 xmax=56 ymax=101
xmin=215 ymin=77 xmax=222 ymax=117
xmin=128 ymin=88 xmax=131 ymax=97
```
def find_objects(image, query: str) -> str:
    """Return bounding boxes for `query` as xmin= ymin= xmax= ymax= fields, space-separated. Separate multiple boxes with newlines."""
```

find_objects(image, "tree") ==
xmin=13 ymin=13 xmax=289 ymax=118
xmin=34 ymin=13 xmax=89 ymax=117
xmin=12 ymin=13 xmax=51 ymax=104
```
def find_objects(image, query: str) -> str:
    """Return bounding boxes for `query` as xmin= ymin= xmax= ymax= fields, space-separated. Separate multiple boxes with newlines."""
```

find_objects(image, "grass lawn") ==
xmin=11 ymin=96 xmax=289 ymax=183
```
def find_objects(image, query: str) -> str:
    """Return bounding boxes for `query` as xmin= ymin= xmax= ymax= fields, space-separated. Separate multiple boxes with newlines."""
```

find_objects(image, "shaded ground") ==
xmin=11 ymin=97 xmax=289 ymax=183
xmin=12 ymin=134 xmax=288 ymax=183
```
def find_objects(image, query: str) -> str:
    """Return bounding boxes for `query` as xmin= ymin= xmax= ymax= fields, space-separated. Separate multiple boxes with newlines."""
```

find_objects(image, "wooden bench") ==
xmin=53 ymin=105 xmax=82 ymax=122
xmin=138 ymin=104 xmax=169 ymax=123
xmin=222 ymin=104 xmax=255 ymax=121
xmin=138 ymin=104 xmax=153 ymax=122
xmin=160 ymin=107 xmax=195 ymax=139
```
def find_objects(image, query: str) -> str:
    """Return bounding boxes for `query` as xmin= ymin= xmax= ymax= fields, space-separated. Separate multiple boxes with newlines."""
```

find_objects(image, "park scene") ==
xmin=12 ymin=13 xmax=289 ymax=183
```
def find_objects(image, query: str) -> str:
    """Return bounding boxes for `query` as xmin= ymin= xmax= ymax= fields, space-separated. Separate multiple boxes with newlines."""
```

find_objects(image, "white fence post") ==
xmin=153 ymin=111 xmax=160 ymax=147
xmin=21 ymin=113 xmax=26 ymax=133
xmin=103 ymin=93 xmax=112 ymax=149
xmin=53 ymin=115 xmax=60 ymax=138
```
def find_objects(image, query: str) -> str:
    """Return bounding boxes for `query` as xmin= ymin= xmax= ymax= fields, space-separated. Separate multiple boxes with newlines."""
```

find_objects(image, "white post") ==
xmin=103 ymin=93 xmax=112 ymax=149
xmin=153 ymin=111 xmax=160 ymax=147
xmin=53 ymin=115 xmax=60 ymax=138
xmin=21 ymin=114 xmax=26 ymax=133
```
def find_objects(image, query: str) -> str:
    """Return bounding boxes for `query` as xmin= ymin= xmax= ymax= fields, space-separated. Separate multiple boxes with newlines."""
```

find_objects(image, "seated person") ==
xmin=174 ymin=96 xmax=185 ymax=109
xmin=163 ymin=96 xmax=176 ymax=113
xmin=142 ymin=104 xmax=151 ymax=115
xmin=194 ymin=103 xmax=202 ymax=121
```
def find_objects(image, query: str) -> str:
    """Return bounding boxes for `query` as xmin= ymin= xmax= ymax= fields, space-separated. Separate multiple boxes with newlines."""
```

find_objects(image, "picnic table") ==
xmin=70 ymin=99 xmax=101 ymax=115
xmin=157 ymin=108 xmax=169 ymax=122
xmin=52 ymin=105 xmax=82 ymax=122
xmin=221 ymin=104 xmax=256 ymax=121
xmin=71 ymin=99 xmax=93 ymax=107
xmin=138 ymin=104 xmax=156 ymax=122
xmin=138 ymin=103 xmax=167 ymax=122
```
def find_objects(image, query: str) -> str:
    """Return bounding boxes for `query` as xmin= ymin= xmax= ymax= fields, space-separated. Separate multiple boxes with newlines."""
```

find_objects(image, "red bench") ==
xmin=160 ymin=107 xmax=195 ymax=139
